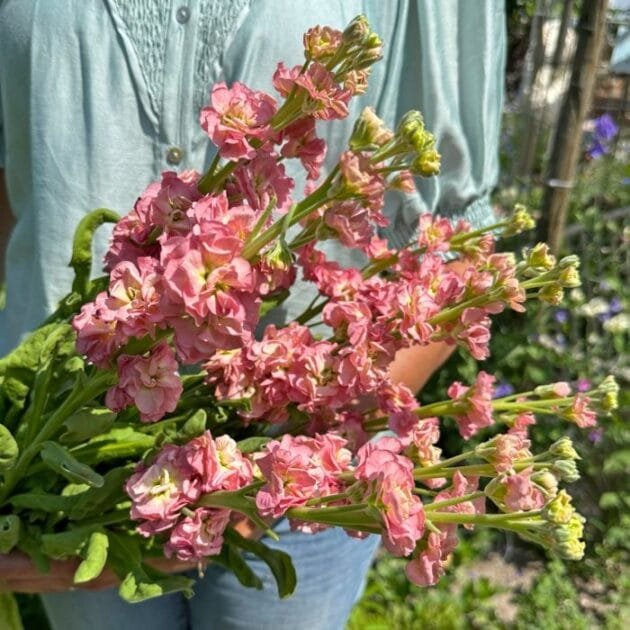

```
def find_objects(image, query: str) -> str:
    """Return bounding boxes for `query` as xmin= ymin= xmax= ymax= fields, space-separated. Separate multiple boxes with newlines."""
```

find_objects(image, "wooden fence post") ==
xmin=537 ymin=0 xmax=609 ymax=253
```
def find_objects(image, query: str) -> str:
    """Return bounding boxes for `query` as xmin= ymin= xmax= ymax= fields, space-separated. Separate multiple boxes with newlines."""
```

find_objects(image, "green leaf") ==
xmin=0 ymin=593 xmax=24 ymax=630
xmin=40 ymin=441 xmax=104 ymax=488
xmin=237 ymin=436 xmax=272 ymax=454
xmin=107 ymin=532 xmax=195 ymax=603
xmin=41 ymin=525 xmax=99 ymax=559
xmin=224 ymin=527 xmax=296 ymax=598
xmin=214 ymin=544 xmax=263 ymax=590
xmin=74 ymin=531 xmax=109 ymax=584
xmin=68 ymin=465 xmax=133 ymax=520
xmin=10 ymin=492 xmax=76 ymax=513
xmin=0 ymin=515 xmax=21 ymax=553
xmin=0 ymin=424 xmax=18 ymax=471
xmin=70 ymin=427 xmax=155 ymax=465
xmin=60 ymin=407 xmax=117 ymax=444
xmin=70 ymin=209 xmax=120 ymax=297
xmin=180 ymin=409 xmax=207 ymax=439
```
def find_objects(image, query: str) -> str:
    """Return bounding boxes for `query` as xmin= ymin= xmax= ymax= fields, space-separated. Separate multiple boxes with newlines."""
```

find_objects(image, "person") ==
xmin=0 ymin=1 xmax=506 ymax=628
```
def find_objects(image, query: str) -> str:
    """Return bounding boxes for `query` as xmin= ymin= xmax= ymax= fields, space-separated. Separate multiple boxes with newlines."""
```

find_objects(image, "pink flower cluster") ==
xmin=125 ymin=431 xmax=252 ymax=560
xmin=254 ymin=433 xmax=425 ymax=555
xmin=447 ymin=371 xmax=496 ymax=439
xmin=406 ymin=472 xmax=484 ymax=586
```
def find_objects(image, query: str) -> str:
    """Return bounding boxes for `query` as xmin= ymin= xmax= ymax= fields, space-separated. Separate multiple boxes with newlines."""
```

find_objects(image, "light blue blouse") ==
xmin=0 ymin=0 xmax=505 ymax=354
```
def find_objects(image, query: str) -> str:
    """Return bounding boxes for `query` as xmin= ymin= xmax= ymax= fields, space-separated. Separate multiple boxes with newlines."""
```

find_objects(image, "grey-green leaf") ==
xmin=73 ymin=531 xmax=109 ymax=584
xmin=60 ymin=407 xmax=117 ymax=444
xmin=0 ymin=425 xmax=18 ymax=471
xmin=0 ymin=515 xmax=20 ymax=554
xmin=40 ymin=441 xmax=104 ymax=488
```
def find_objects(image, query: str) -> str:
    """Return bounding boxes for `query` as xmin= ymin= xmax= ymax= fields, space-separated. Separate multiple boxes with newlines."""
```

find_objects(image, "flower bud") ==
xmin=411 ymin=149 xmax=441 ymax=177
xmin=544 ymin=489 xmax=574 ymax=525
xmin=342 ymin=15 xmax=370 ymax=46
xmin=397 ymin=111 xmax=425 ymax=145
xmin=553 ymin=513 xmax=585 ymax=560
xmin=549 ymin=437 xmax=580 ymax=461
xmin=484 ymin=475 xmax=507 ymax=507
xmin=526 ymin=243 xmax=556 ymax=270
xmin=551 ymin=459 xmax=580 ymax=483
xmin=532 ymin=470 xmax=558 ymax=498
xmin=534 ymin=382 xmax=572 ymax=398
xmin=303 ymin=25 xmax=342 ymax=62
xmin=349 ymin=107 xmax=394 ymax=150
xmin=503 ymin=204 xmax=535 ymax=237
xmin=558 ymin=266 xmax=581 ymax=288
xmin=595 ymin=375 xmax=619 ymax=412
xmin=538 ymin=283 xmax=564 ymax=305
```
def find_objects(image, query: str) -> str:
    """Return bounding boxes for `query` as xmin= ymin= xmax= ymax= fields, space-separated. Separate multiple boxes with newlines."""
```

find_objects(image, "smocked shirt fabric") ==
xmin=0 ymin=0 xmax=506 ymax=354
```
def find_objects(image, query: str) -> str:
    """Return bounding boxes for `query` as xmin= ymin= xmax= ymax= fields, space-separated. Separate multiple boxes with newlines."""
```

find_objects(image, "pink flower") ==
xmin=106 ymin=342 xmax=183 ymax=422
xmin=145 ymin=170 xmax=201 ymax=235
xmin=165 ymin=508 xmax=231 ymax=560
xmin=456 ymin=307 xmax=492 ymax=360
xmin=447 ymin=371 xmax=496 ymax=439
xmin=183 ymin=431 xmax=253 ymax=493
xmin=231 ymin=151 xmax=294 ymax=213
xmin=125 ymin=444 xmax=200 ymax=531
xmin=565 ymin=394 xmax=597 ymax=428
xmin=200 ymin=82 xmax=277 ymax=160
xmin=337 ymin=151 xmax=386 ymax=211
xmin=355 ymin=441 xmax=425 ymax=556
xmin=416 ymin=214 xmax=453 ymax=254
xmin=274 ymin=62 xmax=351 ymax=120
xmin=73 ymin=292 xmax=126 ymax=368
xmin=281 ymin=118 xmax=327 ymax=180
xmin=503 ymin=468 xmax=545 ymax=512
xmin=255 ymin=434 xmax=351 ymax=518
xmin=405 ymin=531 xmax=448 ymax=586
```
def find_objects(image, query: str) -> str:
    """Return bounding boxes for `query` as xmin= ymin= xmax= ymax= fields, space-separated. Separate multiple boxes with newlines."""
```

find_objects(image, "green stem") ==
xmin=424 ymin=491 xmax=485 ymax=512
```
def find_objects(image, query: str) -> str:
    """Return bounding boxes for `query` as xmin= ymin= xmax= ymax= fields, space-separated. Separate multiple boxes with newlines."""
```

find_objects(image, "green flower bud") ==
xmin=596 ymin=376 xmax=619 ymax=412
xmin=558 ymin=266 xmax=581 ymax=288
xmin=397 ymin=111 xmax=425 ymax=145
xmin=538 ymin=283 xmax=564 ymax=305
xmin=411 ymin=149 xmax=441 ymax=177
xmin=549 ymin=437 xmax=580 ymax=461
xmin=553 ymin=513 xmax=585 ymax=560
xmin=544 ymin=489 xmax=574 ymax=524
xmin=527 ymin=243 xmax=556 ymax=270
xmin=551 ymin=459 xmax=580 ymax=483
xmin=503 ymin=204 xmax=536 ymax=237
xmin=342 ymin=15 xmax=370 ymax=46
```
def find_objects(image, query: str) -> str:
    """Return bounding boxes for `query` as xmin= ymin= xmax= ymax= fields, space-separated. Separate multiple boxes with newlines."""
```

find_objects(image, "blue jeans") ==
xmin=41 ymin=519 xmax=380 ymax=630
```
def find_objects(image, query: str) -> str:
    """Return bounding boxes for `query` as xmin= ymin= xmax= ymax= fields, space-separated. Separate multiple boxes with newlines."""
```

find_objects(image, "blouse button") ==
xmin=176 ymin=6 xmax=191 ymax=24
xmin=166 ymin=147 xmax=184 ymax=165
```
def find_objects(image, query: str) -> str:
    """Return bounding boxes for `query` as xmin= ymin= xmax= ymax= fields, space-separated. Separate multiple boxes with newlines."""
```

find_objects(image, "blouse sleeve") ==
xmin=374 ymin=0 xmax=506 ymax=247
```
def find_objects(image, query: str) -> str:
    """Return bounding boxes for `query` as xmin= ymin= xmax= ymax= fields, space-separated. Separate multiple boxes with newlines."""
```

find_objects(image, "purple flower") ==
xmin=588 ymin=139 xmax=608 ymax=159
xmin=553 ymin=308 xmax=569 ymax=324
xmin=609 ymin=297 xmax=622 ymax=314
xmin=576 ymin=378 xmax=591 ymax=392
xmin=554 ymin=333 xmax=567 ymax=347
xmin=594 ymin=114 xmax=619 ymax=142
xmin=494 ymin=381 xmax=515 ymax=398
xmin=587 ymin=115 xmax=619 ymax=159
xmin=588 ymin=427 xmax=603 ymax=444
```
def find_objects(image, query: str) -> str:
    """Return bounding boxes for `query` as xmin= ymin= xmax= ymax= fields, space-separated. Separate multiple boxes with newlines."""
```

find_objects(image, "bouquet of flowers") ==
xmin=0 ymin=15 xmax=618 ymax=613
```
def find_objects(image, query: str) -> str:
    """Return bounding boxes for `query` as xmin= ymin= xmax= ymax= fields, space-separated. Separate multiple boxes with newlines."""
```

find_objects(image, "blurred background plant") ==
xmin=352 ymin=0 xmax=629 ymax=627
